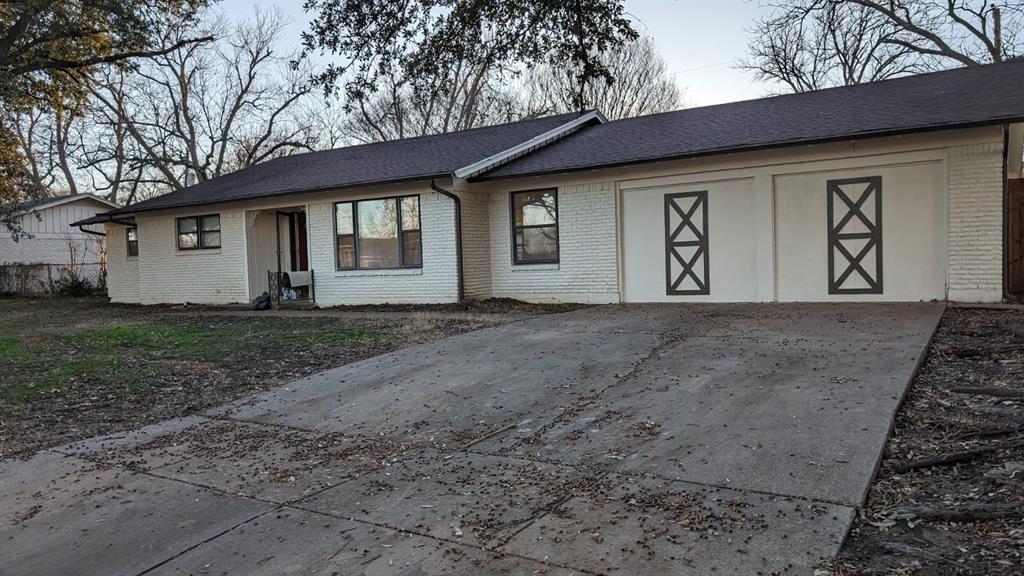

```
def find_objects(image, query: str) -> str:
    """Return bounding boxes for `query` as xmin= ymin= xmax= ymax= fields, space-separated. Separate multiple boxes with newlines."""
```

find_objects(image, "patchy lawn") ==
xmin=0 ymin=298 xmax=500 ymax=459
xmin=832 ymin=306 xmax=1024 ymax=575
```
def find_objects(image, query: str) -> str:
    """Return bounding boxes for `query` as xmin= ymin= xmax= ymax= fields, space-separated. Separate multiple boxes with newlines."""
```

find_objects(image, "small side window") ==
xmin=176 ymin=214 xmax=220 ymax=250
xmin=126 ymin=227 xmax=139 ymax=257
xmin=177 ymin=217 xmax=198 ymax=250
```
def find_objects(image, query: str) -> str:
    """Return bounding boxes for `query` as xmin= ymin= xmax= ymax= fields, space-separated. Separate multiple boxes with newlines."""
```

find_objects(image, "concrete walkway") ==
xmin=0 ymin=303 xmax=943 ymax=575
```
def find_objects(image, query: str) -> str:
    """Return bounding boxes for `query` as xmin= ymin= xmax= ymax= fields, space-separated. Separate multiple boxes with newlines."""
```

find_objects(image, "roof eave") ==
xmin=100 ymin=172 xmax=455 ymax=217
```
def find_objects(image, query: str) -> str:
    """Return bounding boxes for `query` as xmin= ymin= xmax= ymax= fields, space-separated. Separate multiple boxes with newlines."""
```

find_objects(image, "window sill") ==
xmin=176 ymin=249 xmax=222 ymax=256
xmin=511 ymin=263 xmax=560 ymax=271
xmin=335 ymin=268 xmax=423 ymax=278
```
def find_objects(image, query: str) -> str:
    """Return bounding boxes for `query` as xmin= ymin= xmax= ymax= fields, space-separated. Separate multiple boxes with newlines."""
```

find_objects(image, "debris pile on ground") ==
xmin=831 ymin=306 xmax=1024 ymax=575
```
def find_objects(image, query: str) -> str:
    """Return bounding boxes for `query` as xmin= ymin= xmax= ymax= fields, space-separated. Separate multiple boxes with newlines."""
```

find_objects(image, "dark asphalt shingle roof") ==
xmin=478 ymin=59 xmax=1024 ymax=180
xmin=109 ymin=112 xmax=580 ymax=214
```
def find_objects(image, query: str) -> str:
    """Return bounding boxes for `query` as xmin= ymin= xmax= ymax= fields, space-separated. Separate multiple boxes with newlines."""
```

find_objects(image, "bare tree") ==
xmin=744 ymin=0 xmax=1024 ymax=93
xmin=742 ymin=2 xmax=923 ymax=91
xmin=843 ymin=0 xmax=1023 ymax=65
xmin=524 ymin=37 xmax=682 ymax=120
xmin=81 ymin=6 xmax=317 ymax=202
xmin=336 ymin=24 xmax=538 ymax=145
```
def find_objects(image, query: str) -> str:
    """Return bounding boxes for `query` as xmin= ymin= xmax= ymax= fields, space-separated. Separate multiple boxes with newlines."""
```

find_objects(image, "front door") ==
xmin=290 ymin=212 xmax=309 ymax=272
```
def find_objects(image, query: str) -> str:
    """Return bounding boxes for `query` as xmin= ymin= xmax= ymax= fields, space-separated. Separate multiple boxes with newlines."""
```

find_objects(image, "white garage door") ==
xmin=622 ymin=178 xmax=759 ymax=302
xmin=774 ymin=162 xmax=947 ymax=301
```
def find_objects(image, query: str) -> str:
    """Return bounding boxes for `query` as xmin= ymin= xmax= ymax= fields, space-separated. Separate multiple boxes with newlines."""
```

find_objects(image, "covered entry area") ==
xmin=245 ymin=206 xmax=313 ymax=305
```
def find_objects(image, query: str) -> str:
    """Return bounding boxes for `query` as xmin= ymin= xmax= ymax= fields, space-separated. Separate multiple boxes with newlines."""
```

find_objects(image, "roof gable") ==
xmin=21 ymin=194 xmax=119 ymax=213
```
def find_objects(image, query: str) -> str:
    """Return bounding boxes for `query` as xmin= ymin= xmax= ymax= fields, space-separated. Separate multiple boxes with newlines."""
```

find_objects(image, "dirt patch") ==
xmin=322 ymin=297 xmax=591 ymax=315
xmin=0 ymin=298 xmax=509 ymax=459
xmin=831 ymin=307 xmax=1024 ymax=575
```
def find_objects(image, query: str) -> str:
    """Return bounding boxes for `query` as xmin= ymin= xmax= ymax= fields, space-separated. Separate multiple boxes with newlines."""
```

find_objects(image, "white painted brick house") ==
xmin=76 ymin=62 xmax=1024 ymax=306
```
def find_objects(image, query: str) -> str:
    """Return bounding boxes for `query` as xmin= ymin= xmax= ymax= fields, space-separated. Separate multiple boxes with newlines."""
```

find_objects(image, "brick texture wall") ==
xmin=948 ymin=141 xmax=1004 ymax=301
xmin=459 ymin=191 xmax=492 ymax=299
xmin=307 ymin=191 xmax=459 ymax=305
xmin=488 ymin=181 xmax=620 ymax=303
xmin=104 ymin=223 xmax=139 ymax=303
xmin=135 ymin=210 xmax=249 ymax=305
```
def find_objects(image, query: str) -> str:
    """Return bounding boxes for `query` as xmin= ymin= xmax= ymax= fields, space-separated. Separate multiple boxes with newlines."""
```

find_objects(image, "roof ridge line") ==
xmin=453 ymin=110 xmax=604 ymax=179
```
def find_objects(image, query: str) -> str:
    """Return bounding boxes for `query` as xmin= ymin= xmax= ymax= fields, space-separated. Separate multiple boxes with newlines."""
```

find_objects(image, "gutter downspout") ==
xmin=1003 ymin=124 xmax=1011 ymax=301
xmin=431 ymin=179 xmax=464 ymax=303
xmin=79 ymin=227 xmax=106 ymax=237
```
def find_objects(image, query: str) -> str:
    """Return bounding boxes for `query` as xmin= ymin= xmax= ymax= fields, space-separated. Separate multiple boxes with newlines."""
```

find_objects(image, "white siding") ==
xmin=307 ymin=190 xmax=459 ymax=306
xmin=245 ymin=210 xmax=279 ymax=299
xmin=0 ymin=199 xmax=109 ymax=287
xmin=488 ymin=182 xmax=620 ymax=304
xmin=947 ymin=142 xmax=1004 ymax=301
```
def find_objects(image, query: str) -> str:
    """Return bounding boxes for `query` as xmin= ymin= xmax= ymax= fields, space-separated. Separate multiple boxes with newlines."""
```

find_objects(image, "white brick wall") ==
xmin=308 ymin=190 xmax=459 ymax=305
xmin=135 ymin=210 xmax=249 ymax=305
xmin=459 ymin=191 xmax=492 ymax=299
xmin=105 ymin=223 xmax=139 ymax=303
xmin=488 ymin=182 xmax=620 ymax=303
xmin=948 ymin=142 xmax=1004 ymax=301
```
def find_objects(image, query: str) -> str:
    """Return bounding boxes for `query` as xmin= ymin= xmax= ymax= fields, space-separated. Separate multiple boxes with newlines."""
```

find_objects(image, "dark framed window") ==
xmin=126 ymin=227 xmax=139 ymax=257
xmin=511 ymin=189 xmax=558 ymax=264
xmin=176 ymin=214 xmax=221 ymax=250
xmin=334 ymin=195 xmax=421 ymax=270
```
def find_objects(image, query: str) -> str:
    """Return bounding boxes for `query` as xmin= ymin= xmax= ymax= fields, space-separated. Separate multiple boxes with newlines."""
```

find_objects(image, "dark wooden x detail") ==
xmin=828 ymin=177 xmax=882 ymax=294
xmin=664 ymin=191 xmax=710 ymax=295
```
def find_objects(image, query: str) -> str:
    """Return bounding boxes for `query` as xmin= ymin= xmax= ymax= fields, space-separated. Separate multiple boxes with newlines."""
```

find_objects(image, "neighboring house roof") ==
xmin=477 ymin=59 xmax=1024 ymax=180
xmin=19 ymin=193 xmax=120 ymax=213
xmin=95 ymin=112 xmax=588 ymax=217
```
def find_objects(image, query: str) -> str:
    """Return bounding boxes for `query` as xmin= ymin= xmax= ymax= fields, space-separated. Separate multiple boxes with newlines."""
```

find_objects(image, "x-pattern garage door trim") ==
xmin=665 ymin=190 xmax=710 ymax=295
xmin=828 ymin=176 xmax=883 ymax=295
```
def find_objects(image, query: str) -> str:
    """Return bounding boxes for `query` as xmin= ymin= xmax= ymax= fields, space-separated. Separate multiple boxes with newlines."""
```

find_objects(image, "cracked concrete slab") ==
xmin=145 ymin=507 xmax=577 ymax=576
xmin=0 ymin=451 xmax=271 ymax=576
xmin=481 ymin=330 xmax=934 ymax=505
xmin=501 ymin=472 xmax=854 ymax=575
xmin=215 ymin=323 xmax=655 ymax=446
xmin=61 ymin=417 xmax=420 ymax=504
xmin=296 ymin=450 xmax=599 ymax=548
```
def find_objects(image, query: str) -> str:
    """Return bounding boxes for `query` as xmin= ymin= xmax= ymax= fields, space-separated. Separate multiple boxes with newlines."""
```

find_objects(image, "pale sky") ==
xmin=220 ymin=0 xmax=775 ymax=107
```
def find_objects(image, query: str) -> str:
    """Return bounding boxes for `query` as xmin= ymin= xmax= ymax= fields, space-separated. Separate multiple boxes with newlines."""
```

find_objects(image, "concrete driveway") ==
xmin=1 ymin=303 xmax=943 ymax=575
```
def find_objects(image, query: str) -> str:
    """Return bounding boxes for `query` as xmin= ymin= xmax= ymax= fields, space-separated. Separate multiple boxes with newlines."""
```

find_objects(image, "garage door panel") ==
xmin=623 ymin=179 xmax=757 ymax=302
xmin=774 ymin=162 xmax=946 ymax=302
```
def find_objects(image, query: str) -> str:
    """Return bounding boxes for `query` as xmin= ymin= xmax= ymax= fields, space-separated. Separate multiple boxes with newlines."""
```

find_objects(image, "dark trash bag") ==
xmin=251 ymin=291 xmax=272 ymax=311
